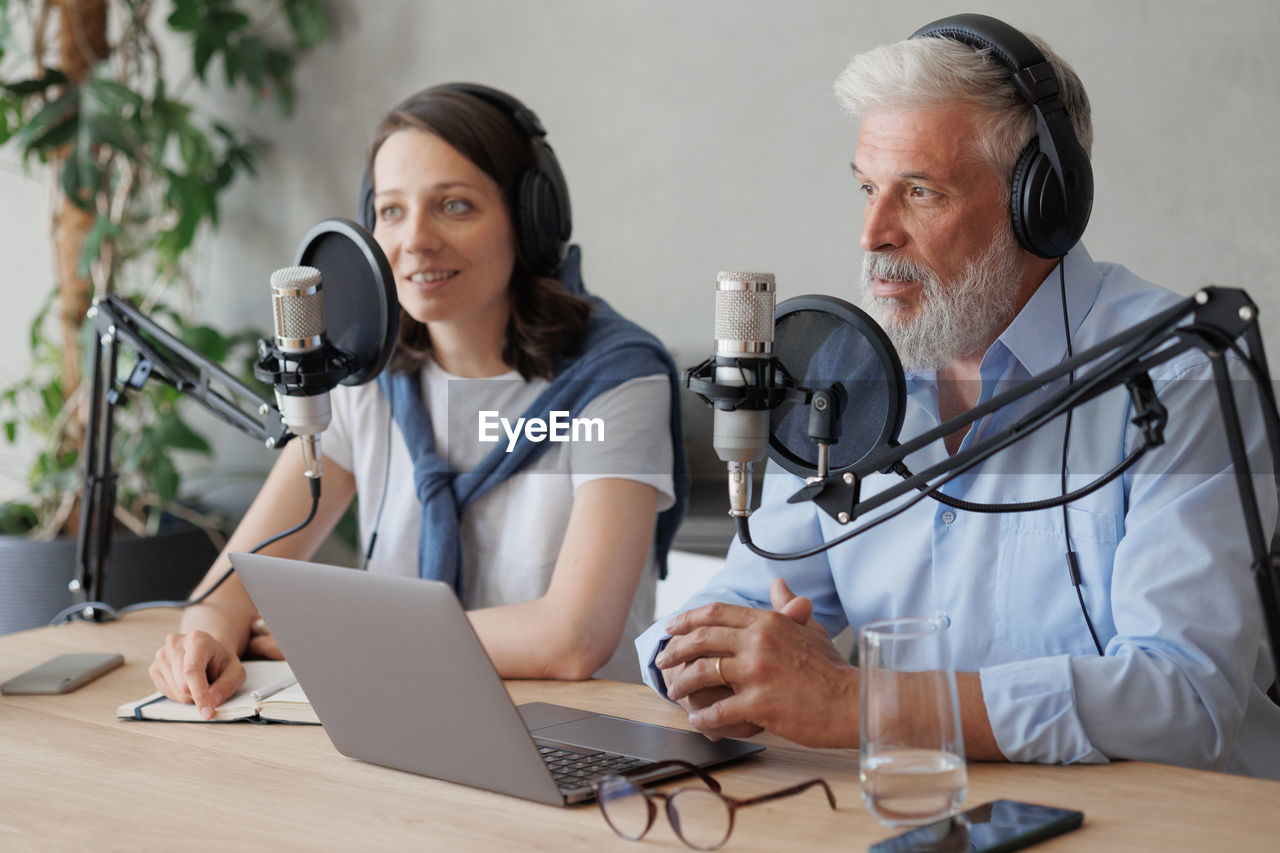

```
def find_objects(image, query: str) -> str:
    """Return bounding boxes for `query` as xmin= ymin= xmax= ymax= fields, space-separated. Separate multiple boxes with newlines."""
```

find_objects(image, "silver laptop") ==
xmin=230 ymin=552 xmax=764 ymax=805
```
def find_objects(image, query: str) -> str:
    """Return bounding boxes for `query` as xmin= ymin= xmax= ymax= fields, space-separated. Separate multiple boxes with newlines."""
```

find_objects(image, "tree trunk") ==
xmin=46 ymin=0 xmax=108 ymax=446
xmin=44 ymin=0 xmax=108 ymax=537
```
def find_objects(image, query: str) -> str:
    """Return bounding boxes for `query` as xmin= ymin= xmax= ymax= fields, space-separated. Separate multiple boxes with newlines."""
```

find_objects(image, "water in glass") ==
xmin=860 ymin=747 xmax=967 ymax=825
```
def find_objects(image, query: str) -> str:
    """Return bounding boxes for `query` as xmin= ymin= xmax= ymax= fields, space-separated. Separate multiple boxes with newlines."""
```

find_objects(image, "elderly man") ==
xmin=638 ymin=14 xmax=1279 ymax=779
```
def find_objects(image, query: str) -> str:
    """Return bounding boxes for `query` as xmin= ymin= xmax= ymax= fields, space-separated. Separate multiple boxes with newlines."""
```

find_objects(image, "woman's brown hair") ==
xmin=368 ymin=88 xmax=591 ymax=380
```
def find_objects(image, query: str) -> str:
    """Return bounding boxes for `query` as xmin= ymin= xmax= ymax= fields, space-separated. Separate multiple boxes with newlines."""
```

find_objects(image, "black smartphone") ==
xmin=868 ymin=800 xmax=1084 ymax=853
xmin=1 ymin=653 xmax=124 ymax=695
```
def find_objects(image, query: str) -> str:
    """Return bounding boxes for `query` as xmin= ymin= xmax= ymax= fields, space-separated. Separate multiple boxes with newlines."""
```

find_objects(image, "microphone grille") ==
xmin=715 ymin=272 xmax=775 ymax=343
xmin=716 ymin=271 xmax=776 ymax=287
xmin=270 ymin=265 xmax=324 ymax=342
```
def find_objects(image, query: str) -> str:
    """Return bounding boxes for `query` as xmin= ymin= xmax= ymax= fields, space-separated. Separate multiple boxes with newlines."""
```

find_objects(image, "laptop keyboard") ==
xmin=536 ymin=743 xmax=649 ymax=792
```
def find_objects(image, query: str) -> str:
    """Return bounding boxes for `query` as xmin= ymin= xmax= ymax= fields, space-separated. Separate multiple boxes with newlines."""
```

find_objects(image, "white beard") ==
xmin=860 ymin=226 xmax=1025 ymax=373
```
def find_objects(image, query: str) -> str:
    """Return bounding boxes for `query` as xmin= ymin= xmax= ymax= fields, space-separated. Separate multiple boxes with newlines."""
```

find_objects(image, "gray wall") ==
xmin=2 ymin=0 xmax=1277 ymax=500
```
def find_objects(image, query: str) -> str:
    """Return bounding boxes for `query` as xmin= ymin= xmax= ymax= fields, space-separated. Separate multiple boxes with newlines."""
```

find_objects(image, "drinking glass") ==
xmin=859 ymin=616 xmax=967 ymax=827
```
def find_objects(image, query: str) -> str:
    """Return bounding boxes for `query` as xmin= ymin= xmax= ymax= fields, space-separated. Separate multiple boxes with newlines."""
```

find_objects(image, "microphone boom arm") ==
xmin=74 ymin=294 xmax=293 ymax=610
xmin=797 ymin=291 xmax=1240 ymax=521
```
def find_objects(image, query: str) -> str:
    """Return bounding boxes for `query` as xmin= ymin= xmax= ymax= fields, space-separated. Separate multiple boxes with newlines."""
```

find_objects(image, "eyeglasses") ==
xmin=592 ymin=759 xmax=837 ymax=851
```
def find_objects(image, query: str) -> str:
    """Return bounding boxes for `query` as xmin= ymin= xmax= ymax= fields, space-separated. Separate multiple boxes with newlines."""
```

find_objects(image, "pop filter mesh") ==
xmin=768 ymin=296 xmax=905 ymax=477
xmin=293 ymin=219 xmax=398 ymax=386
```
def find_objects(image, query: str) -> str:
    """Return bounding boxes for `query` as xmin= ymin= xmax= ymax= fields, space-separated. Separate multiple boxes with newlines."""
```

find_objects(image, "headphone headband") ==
xmin=910 ymin=14 xmax=1093 ymax=258
xmin=911 ymin=14 xmax=1046 ymax=75
xmin=429 ymin=82 xmax=549 ymax=140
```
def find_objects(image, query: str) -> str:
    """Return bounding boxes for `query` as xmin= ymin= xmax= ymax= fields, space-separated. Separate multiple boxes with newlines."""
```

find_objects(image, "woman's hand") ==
xmin=149 ymin=630 xmax=247 ymax=720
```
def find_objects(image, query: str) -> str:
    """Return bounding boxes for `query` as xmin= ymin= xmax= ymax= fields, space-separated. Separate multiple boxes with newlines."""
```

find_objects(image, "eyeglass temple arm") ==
xmin=733 ymin=778 xmax=837 ymax=810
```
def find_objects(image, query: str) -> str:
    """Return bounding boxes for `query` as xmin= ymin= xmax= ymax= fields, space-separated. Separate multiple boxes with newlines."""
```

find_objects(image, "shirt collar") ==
xmin=996 ymin=242 xmax=1103 ymax=378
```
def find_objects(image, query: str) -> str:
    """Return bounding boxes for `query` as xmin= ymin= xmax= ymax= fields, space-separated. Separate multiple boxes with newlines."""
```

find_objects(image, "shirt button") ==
xmin=941 ymin=510 xmax=957 ymax=524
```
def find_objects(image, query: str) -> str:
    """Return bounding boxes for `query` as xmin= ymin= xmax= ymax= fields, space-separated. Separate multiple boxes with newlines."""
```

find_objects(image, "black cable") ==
xmin=908 ymin=447 xmax=1149 ymax=514
xmin=1057 ymin=261 xmax=1104 ymax=656
xmin=48 ymin=477 xmax=323 ymax=625
xmin=736 ymin=483 xmax=940 ymax=561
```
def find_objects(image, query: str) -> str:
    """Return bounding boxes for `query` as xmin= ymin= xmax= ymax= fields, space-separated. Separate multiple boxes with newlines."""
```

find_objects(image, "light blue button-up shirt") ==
xmin=639 ymin=243 xmax=1280 ymax=779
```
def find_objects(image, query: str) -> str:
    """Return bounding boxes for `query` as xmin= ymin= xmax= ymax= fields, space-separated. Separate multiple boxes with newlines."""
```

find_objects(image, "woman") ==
xmin=149 ymin=84 xmax=685 ymax=718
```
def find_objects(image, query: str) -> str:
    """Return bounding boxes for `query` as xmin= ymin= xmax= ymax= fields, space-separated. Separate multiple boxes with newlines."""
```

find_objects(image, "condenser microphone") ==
xmin=270 ymin=265 xmax=330 ymax=479
xmin=712 ymin=271 xmax=776 ymax=516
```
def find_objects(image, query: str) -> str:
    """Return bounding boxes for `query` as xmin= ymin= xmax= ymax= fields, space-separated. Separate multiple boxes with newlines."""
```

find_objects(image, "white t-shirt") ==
xmin=324 ymin=358 xmax=676 ymax=682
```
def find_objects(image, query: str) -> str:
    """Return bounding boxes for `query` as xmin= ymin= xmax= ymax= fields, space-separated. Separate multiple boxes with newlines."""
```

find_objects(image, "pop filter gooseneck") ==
xmin=767 ymin=295 xmax=906 ymax=478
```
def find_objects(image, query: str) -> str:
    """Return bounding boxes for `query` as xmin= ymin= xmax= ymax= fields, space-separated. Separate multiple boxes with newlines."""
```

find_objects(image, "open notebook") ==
xmin=117 ymin=660 xmax=318 ymax=725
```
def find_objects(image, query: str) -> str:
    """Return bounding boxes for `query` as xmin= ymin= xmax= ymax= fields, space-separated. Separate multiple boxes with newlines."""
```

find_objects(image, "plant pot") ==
xmin=0 ymin=515 xmax=219 ymax=635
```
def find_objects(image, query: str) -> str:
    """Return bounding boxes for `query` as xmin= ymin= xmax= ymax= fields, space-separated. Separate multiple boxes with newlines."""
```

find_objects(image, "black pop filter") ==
xmin=292 ymin=218 xmax=398 ymax=386
xmin=768 ymin=295 xmax=906 ymax=477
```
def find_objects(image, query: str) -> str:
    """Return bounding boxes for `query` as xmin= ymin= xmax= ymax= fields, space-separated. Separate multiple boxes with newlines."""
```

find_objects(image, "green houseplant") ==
xmin=0 ymin=0 xmax=331 ymax=630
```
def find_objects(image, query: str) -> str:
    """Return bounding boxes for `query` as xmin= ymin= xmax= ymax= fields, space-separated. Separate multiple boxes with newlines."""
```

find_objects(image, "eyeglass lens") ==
xmin=667 ymin=787 xmax=733 ymax=850
xmin=598 ymin=777 xmax=652 ymax=840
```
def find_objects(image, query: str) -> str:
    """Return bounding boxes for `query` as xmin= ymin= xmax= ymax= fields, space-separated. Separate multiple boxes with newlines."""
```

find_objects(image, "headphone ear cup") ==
xmin=515 ymin=169 xmax=554 ymax=276
xmin=1010 ymin=139 xmax=1071 ymax=259
xmin=515 ymin=140 xmax=572 ymax=276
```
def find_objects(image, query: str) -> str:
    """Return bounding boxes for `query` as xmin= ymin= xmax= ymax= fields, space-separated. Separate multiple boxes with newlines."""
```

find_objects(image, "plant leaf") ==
xmin=166 ymin=0 xmax=203 ymax=32
xmin=60 ymin=151 xmax=99 ymax=210
xmin=2 ymin=67 xmax=70 ymax=97
xmin=177 ymin=122 xmax=215 ymax=173
xmin=182 ymin=324 xmax=230 ymax=362
xmin=39 ymin=383 xmax=62 ymax=420
xmin=148 ymin=94 xmax=192 ymax=153
xmin=233 ymin=37 xmax=268 ymax=92
xmin=265 ymin=49 xmax=294 ymax=115
xmin=80 ymin=75 xmax=142 ymax=154
xmin=0 ymin=95 xmax=13 ymax=145
xmin=283 ymin=0 xmax=331 ymax=50
xmin=17 ymin=88 xmax=80 ymax=159
xmin=155 ymin=411 xmax=213 ymax=455
xmin=147 ymin=453 xmax=181 ymax=502
xmin=0 ymin=502 xmax=39 ymax=535
xmin=193 ymin=30 xmax=217 ymax=82
xmin=160 ymin=169 xmax=211 ymax=256
xmin=78 ymin=215 xmax=123 ymax=278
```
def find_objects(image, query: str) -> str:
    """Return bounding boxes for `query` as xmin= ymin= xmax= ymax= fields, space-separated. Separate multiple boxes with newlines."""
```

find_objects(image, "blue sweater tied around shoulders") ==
xmin=376 ymin=246 xmax=688 ymax=597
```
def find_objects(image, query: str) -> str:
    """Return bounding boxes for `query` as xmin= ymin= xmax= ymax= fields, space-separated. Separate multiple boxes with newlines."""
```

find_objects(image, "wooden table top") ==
xmin=1 ymin=610 xmax=1277 ymax=851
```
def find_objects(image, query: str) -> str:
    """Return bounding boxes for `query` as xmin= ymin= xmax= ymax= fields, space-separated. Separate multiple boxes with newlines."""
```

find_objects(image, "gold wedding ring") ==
xmin=715 ymin=656 xmax=729 ymax=687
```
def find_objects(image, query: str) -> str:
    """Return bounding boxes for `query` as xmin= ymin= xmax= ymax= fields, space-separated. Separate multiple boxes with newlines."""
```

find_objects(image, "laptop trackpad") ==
xmin=531 ymin=713 xmax=753 ymax=765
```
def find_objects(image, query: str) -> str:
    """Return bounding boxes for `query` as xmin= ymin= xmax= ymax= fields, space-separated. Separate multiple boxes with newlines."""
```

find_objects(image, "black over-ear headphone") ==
xmin=910 ymin=14 xmax=1093 ymax=259
xmin=359 ymin=82 xmax=573 ymax=277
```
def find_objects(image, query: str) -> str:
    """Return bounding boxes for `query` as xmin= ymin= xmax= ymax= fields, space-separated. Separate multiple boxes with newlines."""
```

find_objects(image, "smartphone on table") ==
xmin=868 ymin=800 xmax=1083 ymax=853
xmin=1 ymin=653 xmax=124 ymax=695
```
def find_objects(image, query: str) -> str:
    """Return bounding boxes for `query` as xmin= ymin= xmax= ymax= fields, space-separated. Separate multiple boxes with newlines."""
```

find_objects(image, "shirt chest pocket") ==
xmin=996 ymin=506 xmax=1119 ymax=658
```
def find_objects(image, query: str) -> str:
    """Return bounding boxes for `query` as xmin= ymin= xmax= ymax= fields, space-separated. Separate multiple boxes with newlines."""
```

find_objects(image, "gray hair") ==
xmin=833 ymin=32 xmax=1091 ymax=188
